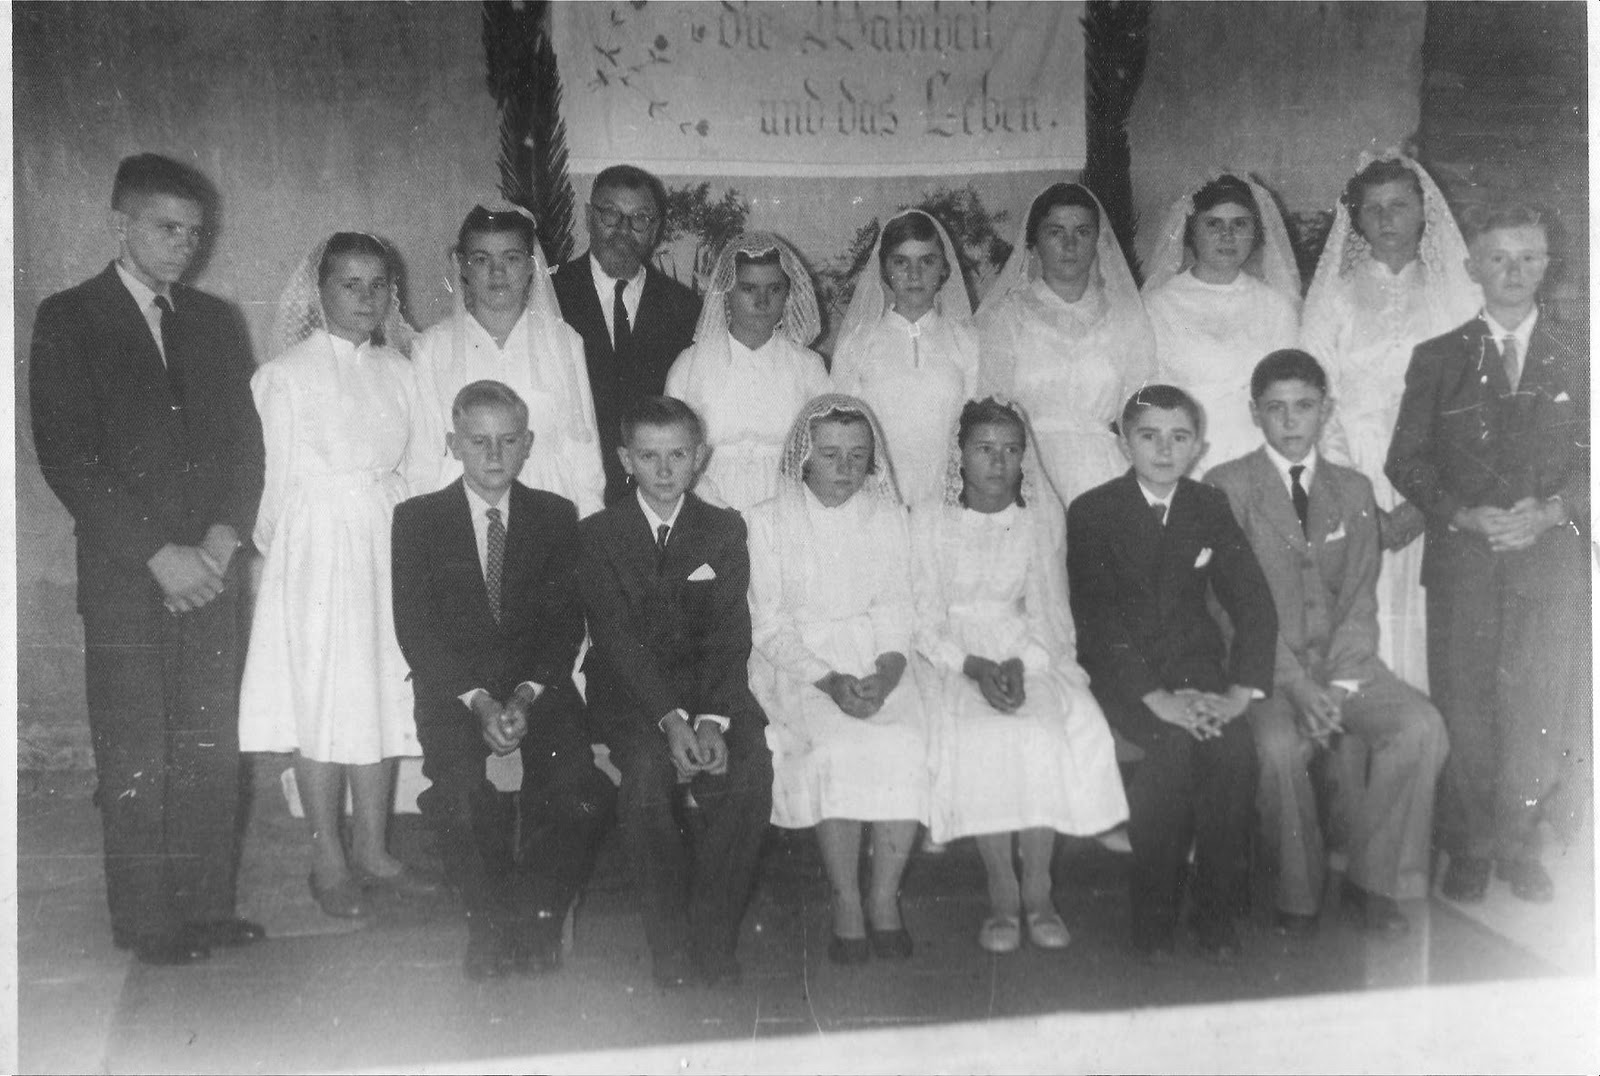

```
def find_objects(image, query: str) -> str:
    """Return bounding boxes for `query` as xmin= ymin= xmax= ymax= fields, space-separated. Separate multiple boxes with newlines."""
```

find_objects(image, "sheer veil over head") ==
xmin=1141 ymin=170 xmax=1301 ymax=304
xmin=940 ymin=395 xmax=1044 ymax=510
xmin=272 ymin=233 xmax=414 ymax=359
xmin=1302 ymin=151 xmax=1480 ymax=320
xmin=449 ymin=202 xmax=593 ymax=445
xmin=778 ymin=392 xmax=900 ymax=507
xmin=836 ymin=209 xmax=972 ymax=353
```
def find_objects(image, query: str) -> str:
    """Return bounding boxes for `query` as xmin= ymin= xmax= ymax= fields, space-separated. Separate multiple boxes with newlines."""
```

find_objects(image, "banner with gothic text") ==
xmin=555 ymin=1 xmax=1085 ymax=177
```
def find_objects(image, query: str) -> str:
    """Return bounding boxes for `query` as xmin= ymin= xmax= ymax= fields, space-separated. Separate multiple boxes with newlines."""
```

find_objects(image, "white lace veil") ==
xmin=676 ymin=231 xmax=822 ymax=412
xmin=1140 ymin=171 xmax=1302 ymax=305
xmin=835 ymin=209 xmax=972 ymax=356
xmin=448 ymin=203 xmax=594 ymax=447
xmin=974 ymin=182 xmax=1154 ymax=396
xmin=777 ymin=392 xmax=900 ymax=507
xmin=1302 ymin=151 xmax=1480 ymax=323
xmin=272 ymin=234 xmax=415 ymax=359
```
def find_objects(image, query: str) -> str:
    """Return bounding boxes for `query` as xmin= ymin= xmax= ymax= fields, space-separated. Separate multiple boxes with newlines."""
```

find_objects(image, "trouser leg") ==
xmin=1190 ymin=714 xmax=1256 ymax=926
xmin=1338 ymin=670 xmax=1448 ymax=899
xmin=415 ymin=707 xmax=511 ymax=918
xmin=610 ymin=734 xmax=693 ymax=966
xmin=685 ymin=718 xmax=773 ymax=967
xmin=1247 ymin=698 xmax=1322 ymax=915
xmin=1427 ymin=571 xmax=1501 ymax=859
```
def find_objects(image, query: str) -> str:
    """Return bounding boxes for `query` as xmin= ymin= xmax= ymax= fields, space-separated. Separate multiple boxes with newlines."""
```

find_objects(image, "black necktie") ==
xmin=1289 ymin=465 xmax=1310 ymax=536
xmin=154 ymin=295 xmax=184 ymax=408
xmin=1151 ymin=502 xmax=1167 ymax=527
xmin=486 ymin=507 xmax=506 ymax=623
xmin=655 ymin=522 xmax=670 ymax=570
xmin=613 ymin=279 xmax=632 ymax=356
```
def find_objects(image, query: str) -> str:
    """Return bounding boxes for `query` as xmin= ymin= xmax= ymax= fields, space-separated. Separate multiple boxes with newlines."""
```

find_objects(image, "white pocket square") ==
xmin=1193 ymin=547 xmax=1213 ymax=568
xmin=687 ymin=563 xmax=717 ymax=582
xmin=1553 ymin=391 xmax=1572 ymax=403
xmin=1324 ymin=524 xmax=1347 ymax=543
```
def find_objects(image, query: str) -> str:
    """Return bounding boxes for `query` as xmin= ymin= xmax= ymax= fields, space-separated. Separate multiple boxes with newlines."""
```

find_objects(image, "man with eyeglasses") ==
xmin=552 ymin=164 xmax=702 ymax=505
xmin=411 ymin=205 xmax=607 ymax=517
xmin=28 ymin=153 xmax=266 ymax=966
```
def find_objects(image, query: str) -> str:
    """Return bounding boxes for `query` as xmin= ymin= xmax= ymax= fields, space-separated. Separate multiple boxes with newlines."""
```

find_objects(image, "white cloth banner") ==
xmin=555 ymin=0 xmax=1085 ymax=177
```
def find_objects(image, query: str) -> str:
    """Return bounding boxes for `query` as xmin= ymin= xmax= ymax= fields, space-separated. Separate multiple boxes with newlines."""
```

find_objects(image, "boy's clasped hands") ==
xmin=661 ymin=711 xmax=729 ymax=779
xmin=1143 ymin=684 xmax=1256 ymax=741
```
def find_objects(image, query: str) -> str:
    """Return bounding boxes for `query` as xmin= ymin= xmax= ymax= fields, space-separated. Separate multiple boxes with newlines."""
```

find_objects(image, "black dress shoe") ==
xmin=185 ymin=917 xmax=267 ymax=948
xmin=1496 ymin=858 xmax=1554 ymax=903
xmin=868 ymin=926 xmax=914 ymax=960
xmin=1340 ymin=881 xmax=1409 ymax=934
xmin=1441 ymin=855 xmax=1492 ymax=903
xmin=1192 ymin=918 xmax=1242 ymax=961
xmin=133 ymin=934 xmax=211 ymax=967
xmin=828 ymin=934 xmax=871 ymax=965
xmin=1272 ymin=910 xmax=1319 ymax=938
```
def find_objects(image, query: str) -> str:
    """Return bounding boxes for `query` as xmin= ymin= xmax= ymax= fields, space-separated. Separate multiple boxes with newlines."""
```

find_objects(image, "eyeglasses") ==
xmin=463 ymin=250 xmax=531 ymax=272
xmin=589 ymin=203 xmax=659 ymax=234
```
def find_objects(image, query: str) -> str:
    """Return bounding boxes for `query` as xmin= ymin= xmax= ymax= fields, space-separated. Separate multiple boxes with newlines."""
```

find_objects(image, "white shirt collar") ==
xmin=1482 ymin=308 xmax=1538 ymax=354
xmin=1263 ymin=442 xmax=1318 ymax=491
xmin=589 ymin=252 xmax=645 ymax=294
xmin=116 ymin=260 xmax=167 ymax=308
xmin=1135 ymin=477 xmax=1176 ymax=510
xmin=636 ymin=488 xmax=684 ymax=532
xmin=464 ymin=483 xmax=511 ymax=520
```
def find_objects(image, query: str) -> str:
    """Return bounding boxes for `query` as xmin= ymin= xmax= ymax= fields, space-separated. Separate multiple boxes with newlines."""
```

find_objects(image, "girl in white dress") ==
xmin=747 ymin=394 xmax=928 ymax=964
xmin=241 ymin=234 xmax=432 ymax=918
xmin=832 ymin=209 xmax=979 ymax=507
xmin=913 ymin=398 xmax=1128 ymax=953
xmin=1142 ymin=173 xmax=1301 ymax=475
xmin=1300 ymin=153 xmax=1481 ymax=687
xmin=666 ymin=232 xmax=831 ymax=513
xmin=976 ymin=182 xmax=1155 ymax=515
xmin=410 ymin=205 xmax=606 ymax=516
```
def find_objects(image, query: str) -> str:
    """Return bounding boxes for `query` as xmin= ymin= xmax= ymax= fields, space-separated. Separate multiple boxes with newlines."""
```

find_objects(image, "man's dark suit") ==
xmin=578 ymin=492 xmax=772 ymax=979
xmin=1386 ymin=312 xmax=1590 ymax=860
xmin=552 ymin=257 xmax=700 ymax=504
xmin=391 ymin=479 xmax=615 ymax=951
xmin=29 ymin=261 xmax=264 ymax=945
xmin=1067 ymin=472 xmax=1277 ymax=949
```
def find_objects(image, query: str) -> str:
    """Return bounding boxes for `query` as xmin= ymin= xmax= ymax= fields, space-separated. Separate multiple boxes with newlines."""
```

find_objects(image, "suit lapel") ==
xmin=500 ymin=484 xmax=541 ymax=621
xmin=1247 ymin=449 xmax=1310 ymax=552
xmin=562 ymin=256 xmax=615 ymax=363
xmin=445 ymin=480 xmax=497 ymax=623
xmin=96 ymin=264 xmax=175 ymax=402
xmin=1112 ymin=472 xmax=1163 ymax=599
xmin=1304 ymin=462 xmax=1344 ymax=546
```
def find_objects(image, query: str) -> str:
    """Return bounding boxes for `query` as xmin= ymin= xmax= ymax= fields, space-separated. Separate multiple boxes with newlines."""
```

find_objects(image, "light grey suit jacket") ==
xmin=1206 ymin=447 xmax=1382 ymax=694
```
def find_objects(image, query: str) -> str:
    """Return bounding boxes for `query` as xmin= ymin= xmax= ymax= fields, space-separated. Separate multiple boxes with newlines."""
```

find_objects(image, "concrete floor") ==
xmin=17 ymin=757 xmax=1595 ymax=1074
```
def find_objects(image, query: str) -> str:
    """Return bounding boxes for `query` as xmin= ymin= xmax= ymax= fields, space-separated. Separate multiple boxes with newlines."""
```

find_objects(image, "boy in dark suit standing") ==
xmin=1387 ymin=201 xmax=1589 ymax=905
xmin=1208 ymin=351 xmax=1447 ymax=936
xmin=29 ymin=153 xmax=265 ymax=966
xmin=552 ymin=164 xmax=701 ymax=505
xmin=1067 ymin=385 xmax=1277 ymax=960
xmin=392 ymin=381 xmax=616 ymax=980
xmin=579 ymin=395 xmax=772 ymax=988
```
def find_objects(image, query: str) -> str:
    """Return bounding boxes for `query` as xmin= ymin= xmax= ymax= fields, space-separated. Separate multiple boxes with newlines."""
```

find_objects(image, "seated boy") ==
xmin=392 ymin=381 xmax=616 ymax=980
xmin=1067 ymin=385 xmax=1277 ymax=960
xmin=578 ymin=395 xmax=773 ymax=989
xmin=1207 ymin=351 xmax=1447 ymax=936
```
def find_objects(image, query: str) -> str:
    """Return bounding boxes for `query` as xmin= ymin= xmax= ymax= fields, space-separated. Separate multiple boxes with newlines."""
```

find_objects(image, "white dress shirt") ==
xmin=116 ymin=261 xmax=170 ymax=366
xmin=1482 ymin=307 xmax=1538 ymax=388
xmin=589 ymin=254 xmax=645 ymax=349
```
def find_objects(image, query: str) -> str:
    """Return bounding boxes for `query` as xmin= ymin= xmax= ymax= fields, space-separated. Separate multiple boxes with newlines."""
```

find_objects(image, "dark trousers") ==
xmin=81 ymin=565 xmax=245 ymax=943
xmin=415 ymin=685 xmax=615 ymax=943
xmin=1097 ymin=689 xmax=1257 ymax=948
xmin=1427 ymin=550 xmax=1591 ymax=861
xmin=605 ymin=716 xmax=773 ymax=972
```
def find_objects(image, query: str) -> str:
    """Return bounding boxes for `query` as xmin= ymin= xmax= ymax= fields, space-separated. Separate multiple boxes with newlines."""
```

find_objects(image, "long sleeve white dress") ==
xmin=239 ymin=330 xmax=423 ymax=763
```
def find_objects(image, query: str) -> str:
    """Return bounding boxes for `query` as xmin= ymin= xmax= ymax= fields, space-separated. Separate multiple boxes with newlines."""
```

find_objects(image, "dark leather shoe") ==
xmin=1272 ymin=910 xmax=1319 ymax=938
xmin=463 ymin=915 xmax=511 ymax=981
xmin=1193 ymin=918 xmax=1242 ymax=961
xmin=828 ymin=934 xmax=871 ymax=965
xmin=1340 ymin=881 xmax=1409 ymax=934
xmin=185 ymin=917 xmax=266 ymax=948
xmin=1441 ymin=855 xmax=1491 ymax=903
xmin=1496 ymin=858 xmax=1554 ymax=903
xmin=134 ymin=934 xmax=211 ymax=967
xmin=869 ymin=926 xmax=913 ymax=960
